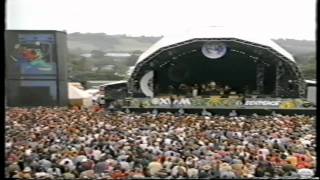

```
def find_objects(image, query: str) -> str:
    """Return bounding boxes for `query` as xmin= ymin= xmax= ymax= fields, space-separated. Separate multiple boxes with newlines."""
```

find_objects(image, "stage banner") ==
xmin=147 ymin=97 xmax=244 ymax=107
xmin=279 ymin=99 xmax=305 ymax=109
xmin=191 ymin=97 xmax=209 ymax=106
xmin=142 ymin=100 xmax=152 ymax=108
xmin=244 ymin=99 xmax=282 ymax=106
xmin=130 ymin=99 xmax=141 ymax=107
xmin=208 ymin=97 xmax=242 ymax=107
xmin=151 ymin=97 xmax=171 ymax=106
xmin=208 ymin=97 xmax=224 ymax=106
xmin=150 ymin=97 xmax=192 ymax=107
xmin=173 ymin=98 xmax=192 ymax=106
xmin=126 ymin=97 xmax=313 ymax=109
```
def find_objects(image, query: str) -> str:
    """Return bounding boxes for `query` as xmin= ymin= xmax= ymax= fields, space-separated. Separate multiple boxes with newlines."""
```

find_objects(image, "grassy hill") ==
xmin=273 ymin=39 xmax=315 ymax=54
xmin=67 ymin=32 xmax=161 ymax=53
xmin=67 ymin=33 xmax=315 ymax=58
xmin=67 ymin=33 xmax=316 ymax=80
xmin=273 ymin=39 xmax=315 ymax=65
xmin=273 ymin=39 xmax=316 ymax=80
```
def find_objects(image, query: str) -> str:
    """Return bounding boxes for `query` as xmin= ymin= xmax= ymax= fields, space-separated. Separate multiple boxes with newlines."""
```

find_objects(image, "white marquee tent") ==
xmin=68 ymin=84 xmax=93 ymax=107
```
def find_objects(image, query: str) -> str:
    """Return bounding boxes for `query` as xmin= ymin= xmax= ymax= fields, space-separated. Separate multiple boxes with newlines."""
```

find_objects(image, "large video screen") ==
xmin=7 ymin=34 xmax=57 ymax=75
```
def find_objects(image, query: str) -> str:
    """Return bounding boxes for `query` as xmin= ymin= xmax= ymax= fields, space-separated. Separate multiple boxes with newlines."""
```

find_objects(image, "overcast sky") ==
xmin=6 ymin=0 xmax=316 ymax=40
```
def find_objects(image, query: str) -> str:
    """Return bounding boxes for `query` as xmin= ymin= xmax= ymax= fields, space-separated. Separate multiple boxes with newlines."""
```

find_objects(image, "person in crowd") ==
xmin=169 ymin=96 xmax=175 ymax=108
xmin=224 ymin=85 xmax=231 ymax=95
xmin=200 ymin=84 xmax=206 ymax=95
xmin=5 ymin=107 xmax=316 ymax=179
xmin=192 ymin=84 xmax=199 ymax=97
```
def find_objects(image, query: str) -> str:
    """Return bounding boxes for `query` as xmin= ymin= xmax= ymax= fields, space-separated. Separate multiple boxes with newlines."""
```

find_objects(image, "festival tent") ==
xmin=69 ymin=82 xmax=85 ymax=90
xmin=68 ymin=84 xmax=93 ymax=107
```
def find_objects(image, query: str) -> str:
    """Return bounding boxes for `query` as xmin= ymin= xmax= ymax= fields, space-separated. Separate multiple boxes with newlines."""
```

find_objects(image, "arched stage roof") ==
xmin=135 ymin=27 xmax=294 ymax=65
xmin=129 ymin=27 xmax=305 ymax=97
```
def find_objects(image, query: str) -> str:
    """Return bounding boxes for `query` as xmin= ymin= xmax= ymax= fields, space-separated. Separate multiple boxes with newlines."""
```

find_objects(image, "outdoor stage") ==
xmin=122 ymin=106 xmax=316 ymax=116
xmin=104 ymin=28 xmax=316 ymax=116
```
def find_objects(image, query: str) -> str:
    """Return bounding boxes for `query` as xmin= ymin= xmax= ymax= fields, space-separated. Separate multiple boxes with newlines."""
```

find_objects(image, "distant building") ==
xmin=115 ymin=72 xmax=126 ymax=77
xmin=80 ymin=53 xmax=92 ymax=58
xmin=104 ymin=52 xmax=131 ymax=58
xmin=100 ymin=65 xmax=115 ymax=71
xmin=87 ymin=81 xmax=111 ymax=89
xmin=91 ymin=67 xmax=99 ymax=72
xmin=87 ymin=80 xmax=126 ymax=89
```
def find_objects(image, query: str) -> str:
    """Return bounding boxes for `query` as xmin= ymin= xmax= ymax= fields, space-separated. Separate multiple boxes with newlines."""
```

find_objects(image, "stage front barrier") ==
xmin=121 ymin=96 xmax=315 ymax=110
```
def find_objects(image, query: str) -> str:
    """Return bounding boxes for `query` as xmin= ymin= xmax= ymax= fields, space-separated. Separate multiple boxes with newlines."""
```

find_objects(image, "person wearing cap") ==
xmin=21 ymin=167 xmax=33 ymax=179
xmin=59 ymin=157 xmax=75 ymax=171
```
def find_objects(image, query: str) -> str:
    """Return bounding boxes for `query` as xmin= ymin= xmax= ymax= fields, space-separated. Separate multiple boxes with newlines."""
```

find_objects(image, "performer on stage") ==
xmin=192 ymin=84 xmax=199 ymax=97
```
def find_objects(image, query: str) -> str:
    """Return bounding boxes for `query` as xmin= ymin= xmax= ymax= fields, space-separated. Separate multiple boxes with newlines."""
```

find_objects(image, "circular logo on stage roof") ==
xmin=202 ymin=42 xmax=227 ymax=59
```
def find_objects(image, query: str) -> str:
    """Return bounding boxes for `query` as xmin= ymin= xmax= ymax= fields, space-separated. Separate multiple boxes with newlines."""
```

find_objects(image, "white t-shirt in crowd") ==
xmin=258 ymin=148 xmax=270 ymax=160
xmin=297 ymin=168 xmax=314 ymax=178
xmin=192 ymin=89 xmax=198 ymax=97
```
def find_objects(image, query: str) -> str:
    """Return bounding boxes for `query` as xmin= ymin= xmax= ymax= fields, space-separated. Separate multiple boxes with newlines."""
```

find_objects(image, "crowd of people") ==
xmin=6 ymin=107 xmax=316 ymax=179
